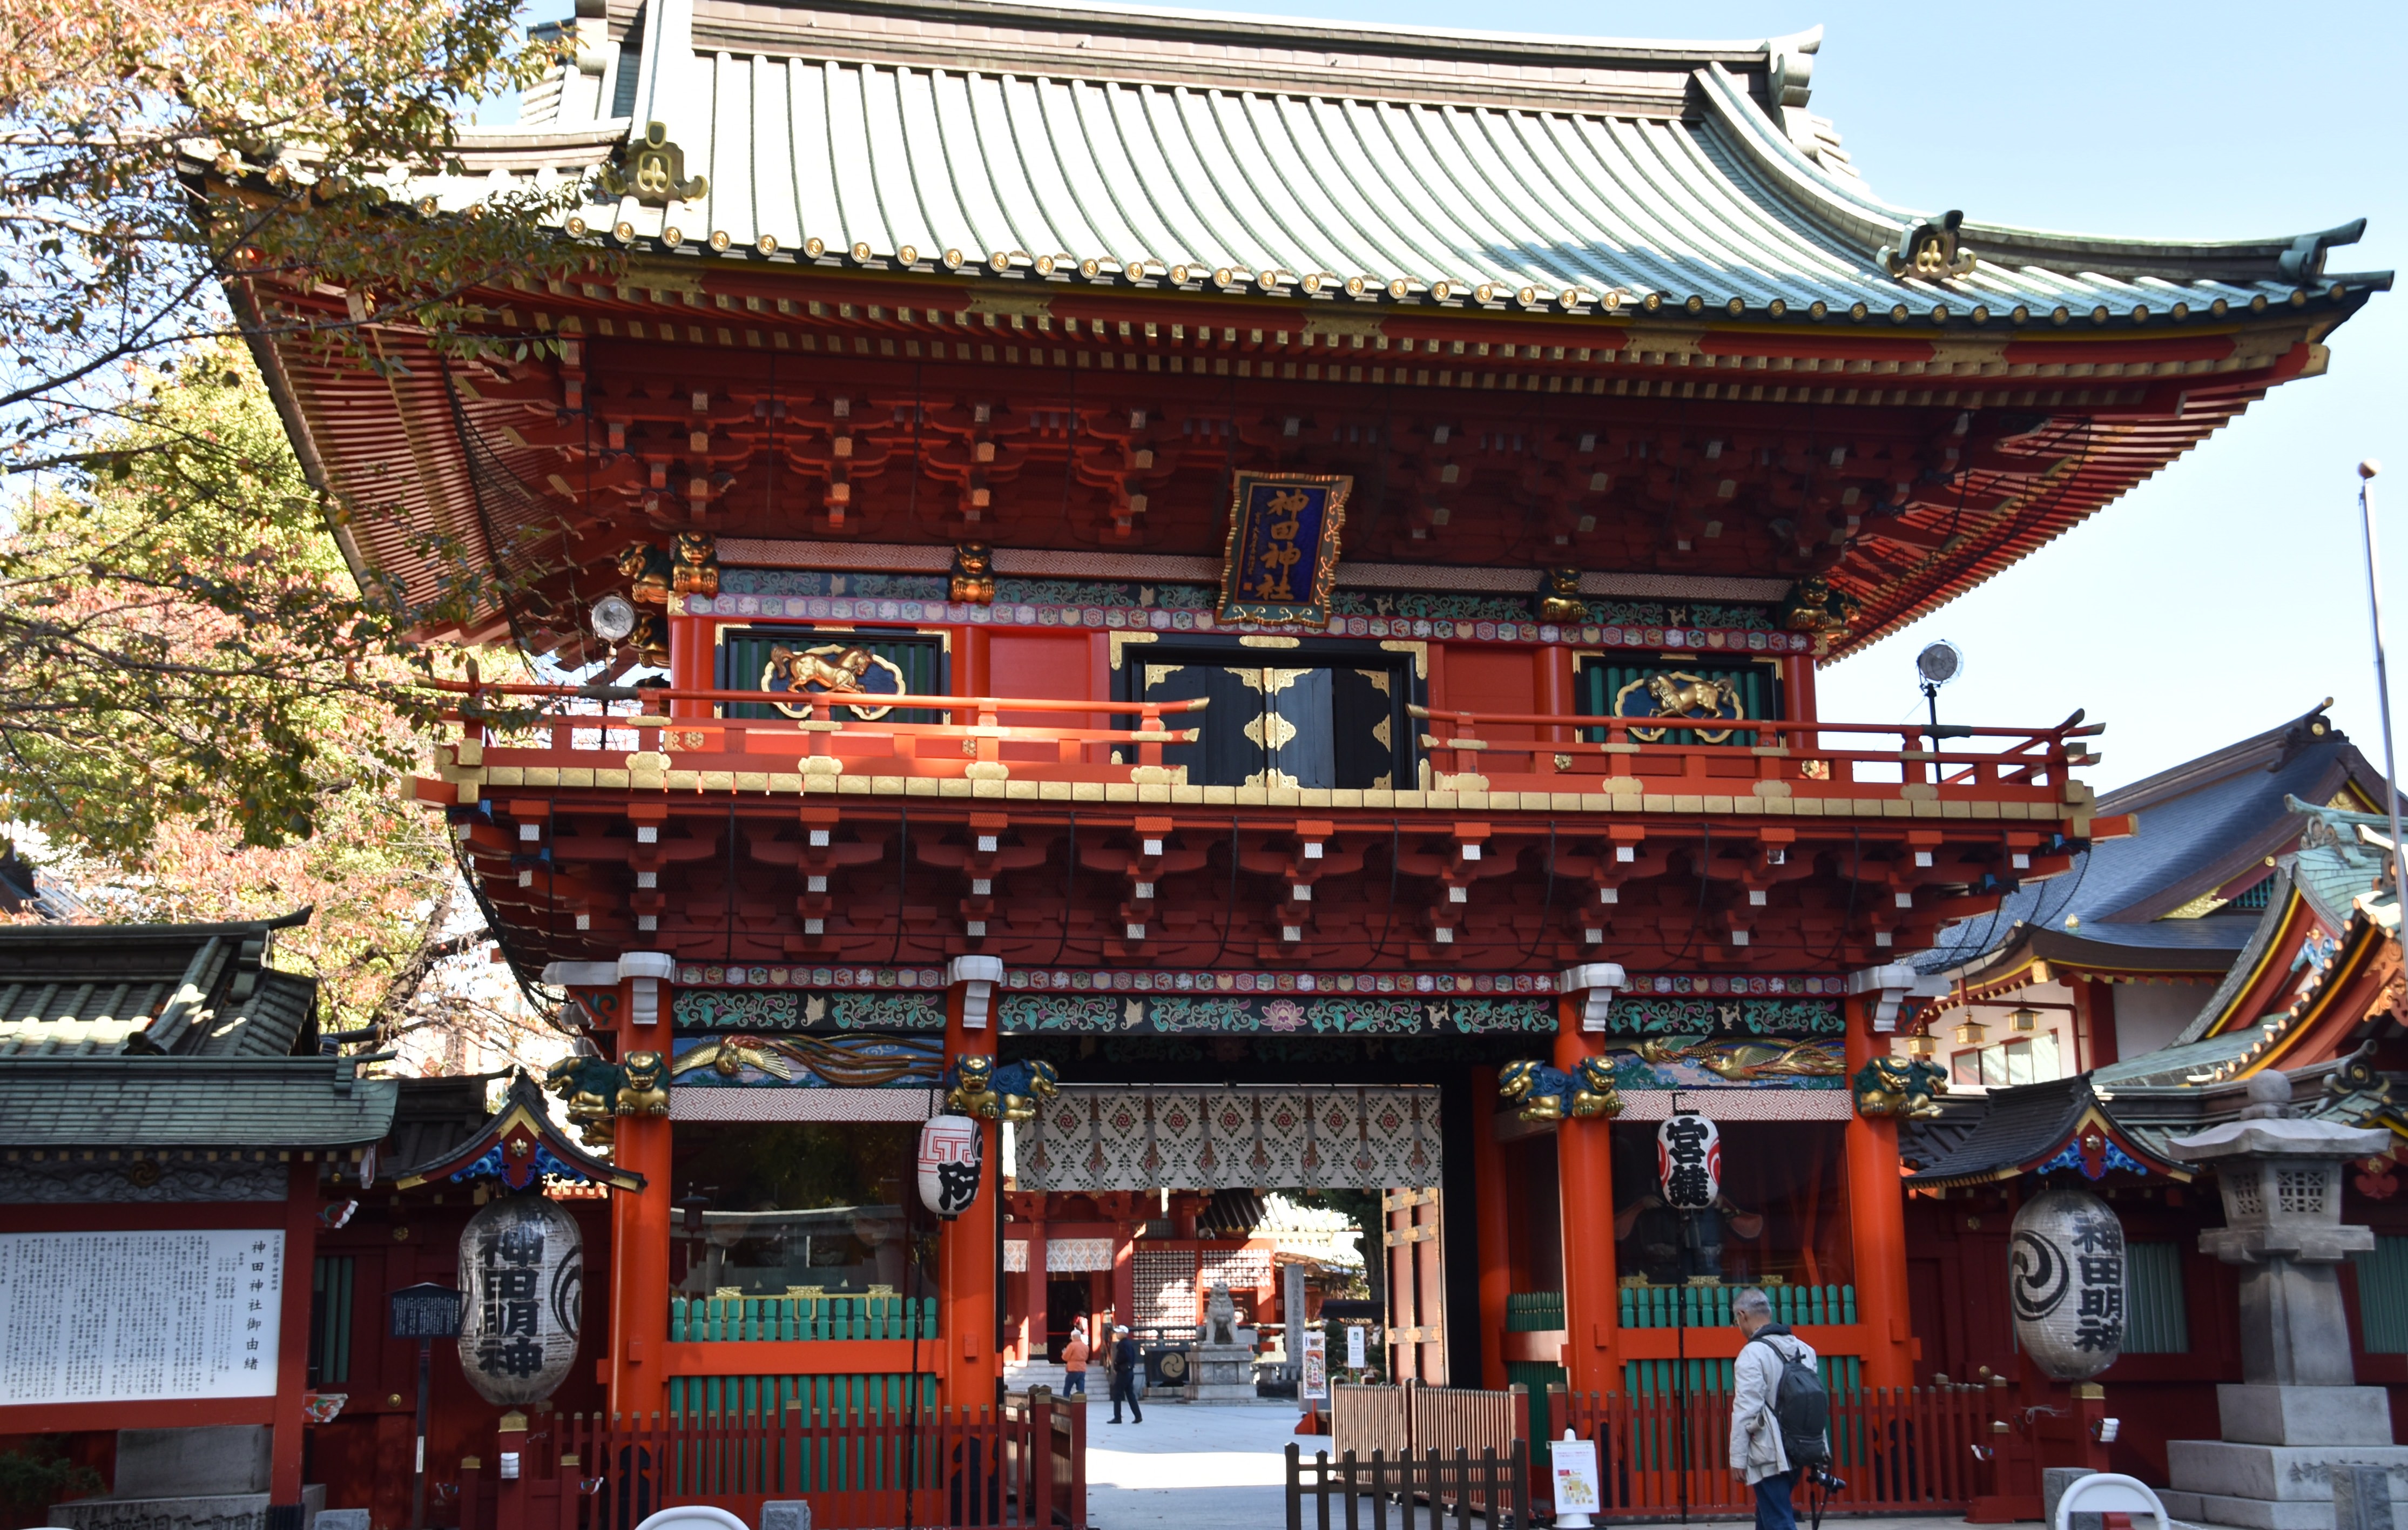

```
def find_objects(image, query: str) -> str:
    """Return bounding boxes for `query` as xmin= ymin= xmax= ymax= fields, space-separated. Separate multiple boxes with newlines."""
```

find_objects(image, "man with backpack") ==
xmin=1728 ymin=1288 xmax=1830 ymax=1530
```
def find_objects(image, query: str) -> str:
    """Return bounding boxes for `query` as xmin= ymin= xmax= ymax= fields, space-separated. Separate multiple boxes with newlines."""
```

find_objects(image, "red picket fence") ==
xmin=451 ymin=1392 xmax=1087 ymax=1530
xmin=1549 ymin=1382 xmax=1993 ymax=1519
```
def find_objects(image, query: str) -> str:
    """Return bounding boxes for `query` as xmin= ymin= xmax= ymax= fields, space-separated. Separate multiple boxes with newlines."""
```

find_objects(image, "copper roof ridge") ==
xmin=695 ymin=0 xmax=1809 ymax=73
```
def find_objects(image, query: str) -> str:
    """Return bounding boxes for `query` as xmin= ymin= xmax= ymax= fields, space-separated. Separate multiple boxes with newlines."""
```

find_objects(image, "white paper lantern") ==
xmin=918 ymin=1113 xmax=984 ymax=1220
xmin=2009 ymin=1185 xmax=2125 ymax=1380
xmin=1656 ymin=1111 xmax=1721 ymax=1210
xmin=456 ymin=1195 xmax=582 ymax=1405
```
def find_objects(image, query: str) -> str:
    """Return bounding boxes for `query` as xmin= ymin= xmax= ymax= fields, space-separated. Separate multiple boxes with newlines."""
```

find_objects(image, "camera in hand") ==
xmin=1808 ymin=1467 xmax=1846 ymax=1493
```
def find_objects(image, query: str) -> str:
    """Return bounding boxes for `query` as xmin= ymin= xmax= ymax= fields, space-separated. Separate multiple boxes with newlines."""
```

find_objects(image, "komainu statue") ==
xmin=1853 ymin=1056 xmax=1948 ymax=1120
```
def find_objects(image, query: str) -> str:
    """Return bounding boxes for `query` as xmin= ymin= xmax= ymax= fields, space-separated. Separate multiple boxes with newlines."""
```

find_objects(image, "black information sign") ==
xmin=389 ymin=1283 xmax=463 ymax=1341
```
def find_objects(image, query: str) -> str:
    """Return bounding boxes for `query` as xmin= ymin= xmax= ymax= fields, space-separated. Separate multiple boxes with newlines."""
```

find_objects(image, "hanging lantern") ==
xmin=1954 ymin=1018 xmax=1988 ymax=1046
xmin=2008 ymin=1185 xmax=2126 ymax=1380
xmin=2008 ymin=1007 xmax=2041 ymax=1033
xmin=917 ymin=1113 xmax=984 ymax=1221
xmin=1656 ymin=1111 xmax=1720 ymax=1210
xmin=1904 ymin=1033 xmax=1938 ymax=1059
xmin=456 ymin=1195 xmax=582 ymax=1405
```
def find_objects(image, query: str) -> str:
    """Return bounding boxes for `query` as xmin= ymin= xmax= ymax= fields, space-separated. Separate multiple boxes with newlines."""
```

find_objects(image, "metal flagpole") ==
xmin=2356 ymin=460 xmax=2408 ymax=906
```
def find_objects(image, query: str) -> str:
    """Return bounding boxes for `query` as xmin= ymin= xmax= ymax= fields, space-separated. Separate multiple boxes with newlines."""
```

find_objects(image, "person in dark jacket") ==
xmin=1108 ymin=1324 xmax=1143 ymax=1424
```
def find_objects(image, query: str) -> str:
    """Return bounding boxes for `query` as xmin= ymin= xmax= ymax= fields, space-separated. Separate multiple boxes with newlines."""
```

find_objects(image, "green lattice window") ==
xmin=2357 ymin=1237 xmax=2408 ymax=1353
xmin=308 ymin=1255 xmax=353 ymax=1385
xmin=2122 ymin=1242 xmax=2189 ymax=1353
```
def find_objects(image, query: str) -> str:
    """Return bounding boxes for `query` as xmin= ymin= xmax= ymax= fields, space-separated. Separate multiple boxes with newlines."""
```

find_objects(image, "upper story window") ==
xmin=1574 ymin=656 xmax=1784 ymax=746
xmin=1951 ymin=1032 xmax=2065 ymax=1087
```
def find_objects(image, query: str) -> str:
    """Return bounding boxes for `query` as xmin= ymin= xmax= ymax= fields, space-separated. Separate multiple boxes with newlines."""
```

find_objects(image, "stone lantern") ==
xmin=2161 ymin=1071 xmax=2406 ymax=1530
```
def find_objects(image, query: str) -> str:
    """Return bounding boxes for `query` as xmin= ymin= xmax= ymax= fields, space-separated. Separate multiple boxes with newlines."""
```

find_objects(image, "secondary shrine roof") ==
xmin=0 ymin=1056 xmax=397 ymax=1150
xmin=453 ymin=0 xmax=2385 ymax=320
xmin=1918 ymin=707 xmax=2393 ymax=989
xmin=0 ymin=912 xmax=322 ymax=1060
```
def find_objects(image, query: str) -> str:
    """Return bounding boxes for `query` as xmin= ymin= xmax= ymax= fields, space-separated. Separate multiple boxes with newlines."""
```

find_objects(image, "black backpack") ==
xmin=1749 ymin=1332 xmax=1830 ymax=1467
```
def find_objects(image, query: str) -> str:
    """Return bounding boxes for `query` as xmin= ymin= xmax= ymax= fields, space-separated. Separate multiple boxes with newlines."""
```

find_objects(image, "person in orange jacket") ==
xmin=1061 ymin=1320 xmax=1091 ymax=1394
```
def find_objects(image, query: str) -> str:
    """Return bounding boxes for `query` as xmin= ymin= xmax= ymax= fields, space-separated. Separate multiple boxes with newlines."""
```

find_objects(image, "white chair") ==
xmin=633 ymin=1507 xmax=755 ymax=1530
xmin=2055 ymin=1472 xmax=2172 ymax=1530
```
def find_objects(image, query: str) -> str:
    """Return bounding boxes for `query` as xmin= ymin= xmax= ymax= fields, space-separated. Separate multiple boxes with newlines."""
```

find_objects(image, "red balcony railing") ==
xmin=423 ymin=677 xmax=2102 ymax=818
xmin=1414 ymin=706 xmax=2101 ymax=807
xmin=428 ymin=677 xmax=1205 ymax=786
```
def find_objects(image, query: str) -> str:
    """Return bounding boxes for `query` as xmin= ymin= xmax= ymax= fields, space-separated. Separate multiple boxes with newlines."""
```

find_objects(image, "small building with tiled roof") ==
xmin=0 ymin=912 xmax=406 ymax=1526
xmin=1894 ymin=785 xmax=2408 ymax=1487
xmin=1908 ymin=706 xmax=2394 ymax=1088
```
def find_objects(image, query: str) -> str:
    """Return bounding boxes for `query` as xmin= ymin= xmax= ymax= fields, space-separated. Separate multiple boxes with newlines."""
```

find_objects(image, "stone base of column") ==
xmin=2162 ymin=1444 xmax=2408 ymax=1530
xmin=2162 ymin=1383 xmax=2406 ymax=1530
xmin=2219 ymin=1385 xmax=2397 ymax=1446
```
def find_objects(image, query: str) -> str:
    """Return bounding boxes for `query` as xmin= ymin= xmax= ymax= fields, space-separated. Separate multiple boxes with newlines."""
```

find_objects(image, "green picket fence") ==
xmin=666 ymin=1370 xmax=937 ymax=1419
xmin=1504 ymin=1291 xmax=1565 ymax=1332
xmin=1623 ymin=1353 xmax=1863 ymax=1399
xmin=1617 ymin=1283 xmax=1856 ymax=1330
xmin=669 ymin=1294 xmax=939 ymax=1342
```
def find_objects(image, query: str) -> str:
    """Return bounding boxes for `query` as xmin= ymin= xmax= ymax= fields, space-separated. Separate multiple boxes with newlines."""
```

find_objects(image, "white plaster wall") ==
xmin=2110 ymin=981 xmax=2215 ymax=1059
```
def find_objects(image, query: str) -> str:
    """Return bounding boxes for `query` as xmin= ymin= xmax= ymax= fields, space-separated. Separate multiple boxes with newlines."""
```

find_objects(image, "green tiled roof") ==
xmin=0 ymin=1056 xmax=396 ymax=1149
xmin=434 ymin=0 xmax=2387 ymax=322
xmin=0 ymin=913 xmax=320 ymax=1060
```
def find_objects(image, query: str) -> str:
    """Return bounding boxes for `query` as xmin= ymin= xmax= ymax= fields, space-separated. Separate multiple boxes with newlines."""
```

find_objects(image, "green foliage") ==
xmin=1 ymin=1 xmax=592 ymax=460
xmin=1 ymin=341 xmax=437 ymax=855
xmin=0 ymin=1442 xmax=102 ymax=1517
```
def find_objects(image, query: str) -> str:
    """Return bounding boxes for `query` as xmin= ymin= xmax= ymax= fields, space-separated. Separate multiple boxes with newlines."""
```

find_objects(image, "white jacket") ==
xmin=1729 ymin=1326 xmax=1817 ymax=1485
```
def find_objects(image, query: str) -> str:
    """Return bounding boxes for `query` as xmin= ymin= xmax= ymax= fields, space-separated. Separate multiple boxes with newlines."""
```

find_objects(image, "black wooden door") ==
xmin=1137 ymin=659 xmax=1407 ymax=788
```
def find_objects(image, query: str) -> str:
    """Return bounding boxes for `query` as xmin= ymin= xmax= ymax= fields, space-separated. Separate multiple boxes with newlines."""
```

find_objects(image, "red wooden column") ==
xmin=1553 ymin=980 xmax=1621 ymax=1397
xmin=1111 ymin=1225 xmax=1135 ymax=1336
xmin=1470 ymin=1065 xmax=1513 ymax=1390
xmin=608 ymin=955 xmax=677 ymax=1419
xmin=269 ymin=1158 xmax=320 ymax=1524
xmin=667 ymin=596 xmax=711 ymax=717
xmin=1019 ymin=1204 xmax=1049 ymax=1364
xmin=1842 ymin=993 xmax=1916 ymax=1390
xmin=941 ymin=955 xmax=1004 ymax=1406
xmin=2071 ymin=978 xmax=2119 ymax=1071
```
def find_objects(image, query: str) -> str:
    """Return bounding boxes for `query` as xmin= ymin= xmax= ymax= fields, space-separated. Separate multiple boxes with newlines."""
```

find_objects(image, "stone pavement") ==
xmin=1085 ymin=1400 xmax=1298 ymax=1529
xmin=1080 ymin=1399 xmax=1985 ymax=1529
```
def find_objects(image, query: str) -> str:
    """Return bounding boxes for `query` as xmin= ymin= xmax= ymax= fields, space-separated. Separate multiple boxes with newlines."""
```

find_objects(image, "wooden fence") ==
xmin=1285 ymin=1443 xmax=1531 ymax=1530
xmin=1551 ymin=1380 xmax=1993 ymax=1518
xmin=448 ymin=1389 xmax=1086 ymax=1529
xmin=1333 ymin=1379 xmax=1992 ymax=1519
xmin=1331 ymin=1383 xmax=1529 ymax=1519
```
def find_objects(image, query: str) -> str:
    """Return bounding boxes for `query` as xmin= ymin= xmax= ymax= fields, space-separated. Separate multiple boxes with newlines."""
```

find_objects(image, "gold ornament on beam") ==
xmin=598 ymin=122 xmax=709 ymax=207
xmin=671 ymin=531 xmax=719 ymax=596
xmin=1882 ymin=210 xmax=1977 ymax=282
xmin=950 ymin=541 xmax=996 ymax=604
xmin=1536 ymin=566 xmax=1589 ymax=623
xmin=618 ymin=542 xmax=673 ymax=603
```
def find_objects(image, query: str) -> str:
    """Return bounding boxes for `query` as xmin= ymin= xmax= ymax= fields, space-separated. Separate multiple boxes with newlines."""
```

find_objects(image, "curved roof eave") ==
xmin=1693 ymin=63 xmax=2380 ymax=291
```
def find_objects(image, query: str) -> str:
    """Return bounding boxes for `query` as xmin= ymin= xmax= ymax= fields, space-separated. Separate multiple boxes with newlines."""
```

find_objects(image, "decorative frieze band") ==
xmin=682 ymin=590 xmax=1813 ymax=653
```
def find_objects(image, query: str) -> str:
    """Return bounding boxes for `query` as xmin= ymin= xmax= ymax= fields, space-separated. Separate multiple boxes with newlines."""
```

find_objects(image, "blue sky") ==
xmin=497 ymin=1 xmax=2404 ymax=793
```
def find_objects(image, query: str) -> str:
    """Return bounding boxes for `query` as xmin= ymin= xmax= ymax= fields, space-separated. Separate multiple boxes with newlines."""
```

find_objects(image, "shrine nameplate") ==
xmin=1216 ymin=473 xmax=1351 ymax=626
xmin=0 ymin=1229 xmax=281 ymax=1404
